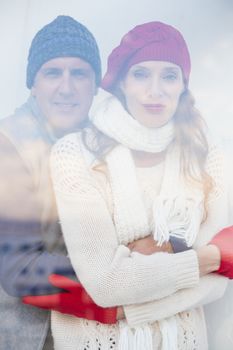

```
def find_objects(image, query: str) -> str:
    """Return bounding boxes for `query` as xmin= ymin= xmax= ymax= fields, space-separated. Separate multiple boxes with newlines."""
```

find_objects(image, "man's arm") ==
xmin=0 ymin=229 xmax=75 ymax=296
xmin=0 ymin=132 xmax=117 ymax=323
xmin=0 ymin=133 xmax=75 ymax=296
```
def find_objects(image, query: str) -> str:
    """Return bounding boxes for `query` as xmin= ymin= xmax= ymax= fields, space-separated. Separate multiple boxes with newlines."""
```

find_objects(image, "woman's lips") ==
xmin=143 ymin=104 xmax=165 ymax=113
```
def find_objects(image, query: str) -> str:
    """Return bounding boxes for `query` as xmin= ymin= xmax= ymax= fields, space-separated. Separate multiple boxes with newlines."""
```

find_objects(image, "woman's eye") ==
xmin=133 ymin=70 xmax=149 ymax=79
xmin=162 ymin=73 xmax=178 ymax=81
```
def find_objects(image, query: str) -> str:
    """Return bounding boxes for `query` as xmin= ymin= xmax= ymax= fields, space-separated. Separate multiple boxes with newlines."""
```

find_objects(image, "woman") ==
xmin=50 ymin=21 xmax=229 ymax=349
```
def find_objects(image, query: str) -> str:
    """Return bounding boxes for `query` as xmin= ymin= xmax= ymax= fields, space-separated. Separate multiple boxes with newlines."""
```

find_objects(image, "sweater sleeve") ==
xmin=50 ymin=133 xmax=199 ymax=308
xmin=124 ymin=274 xmax=228 ymax=326
xmin=0 ymin=133 xmax=75 ymax=297
xmin=194 ymin=141 xmax=230 ymax=247
xmin=124 ymin=141 xmax=230 ymax=325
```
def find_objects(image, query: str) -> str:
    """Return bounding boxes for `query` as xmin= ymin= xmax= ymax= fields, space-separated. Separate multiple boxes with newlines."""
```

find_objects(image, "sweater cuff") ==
xmin=174 ymin=249 xmax=199 ymax=291
xmin=124 ymin=301 xmax=162 ymax=326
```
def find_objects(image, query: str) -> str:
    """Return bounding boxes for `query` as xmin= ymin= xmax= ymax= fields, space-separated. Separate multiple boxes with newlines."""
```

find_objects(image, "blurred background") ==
xmin=0 ymin=0 xmax=233 ymax=140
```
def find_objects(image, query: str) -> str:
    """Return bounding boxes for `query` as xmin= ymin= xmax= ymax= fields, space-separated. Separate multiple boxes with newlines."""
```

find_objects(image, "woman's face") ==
xmin=120 ymin=61 xmax=184 ymax=128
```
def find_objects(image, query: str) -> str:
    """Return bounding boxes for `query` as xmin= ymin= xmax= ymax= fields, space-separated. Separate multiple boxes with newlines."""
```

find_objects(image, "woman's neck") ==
xmin=131 ymin=149 xmax=166 ymax=168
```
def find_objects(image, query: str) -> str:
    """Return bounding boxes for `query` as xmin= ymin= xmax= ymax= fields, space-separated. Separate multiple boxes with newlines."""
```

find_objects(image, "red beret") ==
xmin=102 ymin=21 xmax=191 ymax=92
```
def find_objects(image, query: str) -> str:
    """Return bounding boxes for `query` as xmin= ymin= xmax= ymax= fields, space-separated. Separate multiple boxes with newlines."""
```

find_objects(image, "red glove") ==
xmin=210 ymin=226 xmax=233 ymax=279
xmin=22 ymin=274 xmax=117 ymax=324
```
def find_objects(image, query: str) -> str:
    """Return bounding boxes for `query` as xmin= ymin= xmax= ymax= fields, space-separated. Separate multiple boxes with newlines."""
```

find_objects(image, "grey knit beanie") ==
xmin=26 ymin=15 xmax=101 ymax=88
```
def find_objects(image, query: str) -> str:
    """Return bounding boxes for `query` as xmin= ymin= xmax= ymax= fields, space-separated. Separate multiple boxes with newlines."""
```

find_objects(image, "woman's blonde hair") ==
xmin=173 ymin=89 xmax=212 ymax=218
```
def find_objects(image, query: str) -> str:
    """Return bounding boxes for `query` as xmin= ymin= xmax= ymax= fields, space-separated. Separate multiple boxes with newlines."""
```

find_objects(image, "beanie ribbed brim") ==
xmin=26 ymin=16 xmax=101 ymax=88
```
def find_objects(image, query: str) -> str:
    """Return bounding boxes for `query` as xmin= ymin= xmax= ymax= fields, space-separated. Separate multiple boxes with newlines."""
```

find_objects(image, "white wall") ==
xmin=0 ymin=0 xmax=233 ymax=139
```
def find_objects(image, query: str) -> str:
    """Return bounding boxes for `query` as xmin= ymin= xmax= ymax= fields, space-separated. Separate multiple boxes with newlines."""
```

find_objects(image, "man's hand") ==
xmin=22 ymin=274 xmax=117 ymax=324
xmin=127 ymin=234 xmax=173 ymax=255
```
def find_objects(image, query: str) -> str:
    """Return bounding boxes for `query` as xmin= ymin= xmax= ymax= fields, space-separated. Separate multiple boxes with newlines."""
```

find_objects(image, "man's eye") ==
xmin=43 ymin=69 xmax=61 ymax=78
xmin=72 ymin=69 xmax=88 ymax=78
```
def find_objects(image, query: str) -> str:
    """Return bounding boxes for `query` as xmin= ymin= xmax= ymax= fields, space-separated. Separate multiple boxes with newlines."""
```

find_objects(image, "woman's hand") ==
xmin=116 ymin=306 xmax=125 ymax=320
xmin=127 ymin=234 xmax=173 ymax=255
xmin=196 ymin=245 xmax=221 ymax=276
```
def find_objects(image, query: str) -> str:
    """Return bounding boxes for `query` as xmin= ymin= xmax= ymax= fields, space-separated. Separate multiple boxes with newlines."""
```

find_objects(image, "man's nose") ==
xmin=58 ymin=73 xmax=75 ymax=96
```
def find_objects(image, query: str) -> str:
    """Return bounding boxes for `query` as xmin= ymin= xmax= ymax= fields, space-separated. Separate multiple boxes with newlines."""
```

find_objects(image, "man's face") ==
xmin=32 ymin=57 xmax=97 ymax=135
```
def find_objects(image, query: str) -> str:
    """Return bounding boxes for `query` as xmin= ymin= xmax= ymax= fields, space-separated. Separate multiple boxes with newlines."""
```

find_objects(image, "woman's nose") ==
xmin=147 ymin=77 xmax=163 ymax=98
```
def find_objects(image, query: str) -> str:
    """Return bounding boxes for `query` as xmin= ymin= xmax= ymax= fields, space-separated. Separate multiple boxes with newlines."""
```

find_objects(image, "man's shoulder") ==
xmin=0 ymin=103 xmax=51 ymax=173
xmin=0 ymin=103 xmax=46 ymax=150
xmin=0 ymin=112 xmax=23 ymax=131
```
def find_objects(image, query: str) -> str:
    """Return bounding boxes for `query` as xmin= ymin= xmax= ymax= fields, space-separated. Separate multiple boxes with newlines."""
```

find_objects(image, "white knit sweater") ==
xmin=50 ymin=132 xmax=228 ymax=350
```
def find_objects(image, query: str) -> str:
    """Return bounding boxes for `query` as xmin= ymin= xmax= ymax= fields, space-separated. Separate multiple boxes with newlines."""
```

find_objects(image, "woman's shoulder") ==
xmin=206 ymin=132 xmax=226 ymax=168
xmin=205 ymin=133 xmax=229 ymax=200
xmin=52 ymin=131 xmax=96 ymax=164
xmin=52 ymin=132 xmax=82 ymax=156
xmin=50 ymin=132 xmax=95 ymax=194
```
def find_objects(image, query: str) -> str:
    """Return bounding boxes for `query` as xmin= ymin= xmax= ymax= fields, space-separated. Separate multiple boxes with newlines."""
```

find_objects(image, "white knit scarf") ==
xmin=89 ymin=90 xmax=204 ymax=349
xmin=89 ymin=89 xmax=175 ymax=153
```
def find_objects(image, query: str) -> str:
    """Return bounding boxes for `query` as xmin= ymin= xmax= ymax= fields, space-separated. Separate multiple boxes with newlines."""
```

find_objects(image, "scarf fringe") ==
xmin=160 ymin=317 xmax=178 ymax=350
xmin=153 ymin=195 xmax=203 ymax=247
xmin=119 ymin=322 xmax=153 ymax=350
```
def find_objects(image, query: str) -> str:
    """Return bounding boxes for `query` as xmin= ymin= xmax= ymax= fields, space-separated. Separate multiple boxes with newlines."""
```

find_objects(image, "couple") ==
xmin=0 ymin=15 xmax=232 ymax=350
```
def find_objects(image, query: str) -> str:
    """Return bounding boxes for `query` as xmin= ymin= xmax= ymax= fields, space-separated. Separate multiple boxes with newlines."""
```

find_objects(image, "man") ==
xmin=0 ymin=15 xmax=116 ymax=350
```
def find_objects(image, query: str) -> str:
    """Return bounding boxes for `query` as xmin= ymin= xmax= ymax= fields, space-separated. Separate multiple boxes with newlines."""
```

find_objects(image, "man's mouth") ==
xmin=54 ymin=102 xmax=79 ymax=111
xmin=55 ymin=102 xmax=78 ymax=107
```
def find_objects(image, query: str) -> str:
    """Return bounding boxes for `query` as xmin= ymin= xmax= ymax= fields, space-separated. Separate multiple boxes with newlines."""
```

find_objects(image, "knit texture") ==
xmin=50 ymin=130 xmax=228 ymax=349
xmin=26 ymin=15 xmax=101 ymax=88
